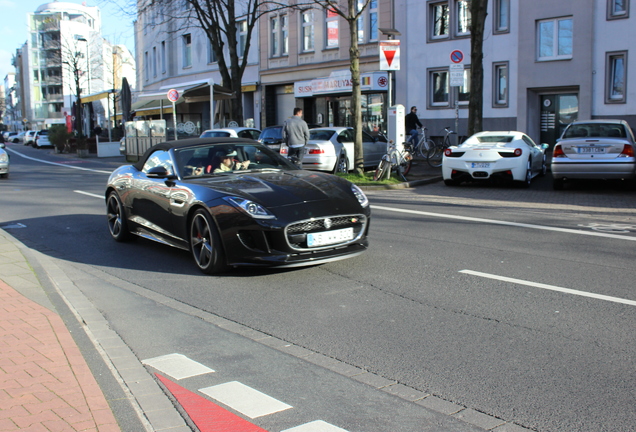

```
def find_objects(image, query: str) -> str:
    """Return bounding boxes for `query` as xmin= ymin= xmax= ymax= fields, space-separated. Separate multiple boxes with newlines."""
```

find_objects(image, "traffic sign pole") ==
xmin=167 ymin=89 xmax=179 ymax=140
xmin=449 ymin=51 xmax=464 ymax=143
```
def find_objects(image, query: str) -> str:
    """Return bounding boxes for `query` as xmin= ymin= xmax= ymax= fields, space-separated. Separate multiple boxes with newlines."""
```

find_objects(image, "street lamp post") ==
xmin=76 ymin=37 xmax=90 ymax=94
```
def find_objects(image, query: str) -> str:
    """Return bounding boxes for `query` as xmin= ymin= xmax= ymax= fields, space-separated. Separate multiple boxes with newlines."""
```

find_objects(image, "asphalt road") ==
xmin=2 ymin=144 xmax=635 ymax=432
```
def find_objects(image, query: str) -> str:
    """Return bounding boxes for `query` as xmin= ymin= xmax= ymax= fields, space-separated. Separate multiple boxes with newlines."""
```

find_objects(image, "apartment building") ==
xmin=258 ymin=0 xmax=394 ymax=132
xmin=133 ymin=1 xmax=260 ymax=135
xmin=396 ymin=0 xmax=635 ymax=145
xmin=26 ymin=2 xmax=112 ymax=131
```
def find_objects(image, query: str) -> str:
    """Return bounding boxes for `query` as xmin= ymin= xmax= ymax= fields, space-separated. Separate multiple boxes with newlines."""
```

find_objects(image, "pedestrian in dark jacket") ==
xmin=405 ymin=106 xmax=423 ymax=146
xmin=282 ymin=108 xmax=310 ymax=167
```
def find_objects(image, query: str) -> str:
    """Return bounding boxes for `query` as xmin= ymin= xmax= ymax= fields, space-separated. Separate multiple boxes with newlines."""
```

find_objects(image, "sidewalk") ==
xmin=0 ymin=231 xmax=120 ymax=432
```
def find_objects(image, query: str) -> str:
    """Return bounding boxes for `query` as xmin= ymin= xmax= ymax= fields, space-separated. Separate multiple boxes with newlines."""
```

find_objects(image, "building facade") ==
xmin=395 ymin=0 xmax=635 ymax=145
xmin=133 ymin=0 xmax=260 ymax=136
xmin=258 ymin=0 xmax=393 ymax=132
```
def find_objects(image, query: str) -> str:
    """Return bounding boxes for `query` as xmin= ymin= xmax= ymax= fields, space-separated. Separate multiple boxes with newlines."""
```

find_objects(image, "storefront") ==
xmin=294 ymin=71 xmax=389 ymax=133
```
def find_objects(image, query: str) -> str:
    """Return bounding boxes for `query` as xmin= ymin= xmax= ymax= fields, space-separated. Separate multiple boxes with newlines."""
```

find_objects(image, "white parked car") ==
xmin=442 ymin=131 xmax=549 ymax=187
xmin=33 ymin=130 xmax=52 ymax=148
xmin=280 ymin=127 xmax=387 ymax=173
xmin=24 ymin=130 xmax=37 ymax=145
xmin=200 ymin=127 xmax=261 ymax=140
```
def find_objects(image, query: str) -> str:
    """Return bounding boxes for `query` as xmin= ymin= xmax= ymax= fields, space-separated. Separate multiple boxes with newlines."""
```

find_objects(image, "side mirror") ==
xmin=541 ymin=143 xmax=550 ymax=150
xmin=0 ymin=143 xmax=5 ymax=149
xmin=146 ymin=166 xmax=175 ymax=179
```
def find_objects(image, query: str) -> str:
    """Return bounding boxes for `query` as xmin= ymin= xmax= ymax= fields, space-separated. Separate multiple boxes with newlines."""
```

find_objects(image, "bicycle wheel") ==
xmin=419 ymin=139 xmax=434 ymax=159
xmin=427 ymin=145 xmax=444 ymax=167
xmin=373 ymin=158 xmax=391 ymax=181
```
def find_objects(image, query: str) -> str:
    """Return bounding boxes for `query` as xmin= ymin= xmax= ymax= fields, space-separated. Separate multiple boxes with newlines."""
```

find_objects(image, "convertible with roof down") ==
xmin=105 ymin=138 xmax=370 ymax=274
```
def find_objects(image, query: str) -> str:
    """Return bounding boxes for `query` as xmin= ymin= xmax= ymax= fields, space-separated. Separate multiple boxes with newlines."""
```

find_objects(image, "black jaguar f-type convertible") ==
xmin=105 ymin=138 xmax=370 ymax=274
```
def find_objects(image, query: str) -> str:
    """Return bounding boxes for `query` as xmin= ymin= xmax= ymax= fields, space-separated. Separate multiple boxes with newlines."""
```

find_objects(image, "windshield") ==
xmin=176 ymin=142 xmax=297 ymax=178
xmin=309 ymin=130 xmax=335 ymax=141
xmin=200 ymin=131 xmax=231 ymax=138
xmin=563 ymin=123 xmax=626 ymax=139
xmin=475 ymin=135 xmax=513 ymax=143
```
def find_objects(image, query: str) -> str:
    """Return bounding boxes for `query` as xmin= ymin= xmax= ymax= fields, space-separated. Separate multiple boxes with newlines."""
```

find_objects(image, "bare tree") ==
xmin=60 ymin=36 xmax=91 ymax=139
xmin=310 ymin=0 xmax=373 ymax=175
xmin=467 ymin=0 xmax=488 ymax=136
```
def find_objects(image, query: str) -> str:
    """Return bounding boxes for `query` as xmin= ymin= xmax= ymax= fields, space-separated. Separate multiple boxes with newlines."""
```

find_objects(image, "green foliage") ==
xmin=48 ymin=124 xmax=71 ymax=151
xmin=336 ymin=171 xmax=403 ymax=186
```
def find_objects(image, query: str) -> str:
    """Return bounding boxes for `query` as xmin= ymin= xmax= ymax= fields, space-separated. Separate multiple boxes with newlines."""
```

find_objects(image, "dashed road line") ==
xmin=371 ymin=204 xmax=636 ymax=241
xmin=281 ymin=421 xmax=350 ymax=432
xmin=460 ymin=269 xmax=636 ymax=307
xmin=142 ymin=352 xmax=215 ymax=380
xmin=199 ymin=381 xmax=293 ymax=419
xmin=74 ymin=190 xmax=103 ymax=199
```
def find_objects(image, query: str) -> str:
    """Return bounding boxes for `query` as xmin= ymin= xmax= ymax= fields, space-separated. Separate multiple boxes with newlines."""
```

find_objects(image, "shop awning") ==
xmin=80 ymin=90 xmax=113 ymax=103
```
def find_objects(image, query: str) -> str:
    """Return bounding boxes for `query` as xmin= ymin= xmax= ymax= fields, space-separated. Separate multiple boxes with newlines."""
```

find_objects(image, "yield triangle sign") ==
xmin=384 ymin=50 xmax=396 ymax=66
xmin=379 ymin=40 xmax=400 ymax=71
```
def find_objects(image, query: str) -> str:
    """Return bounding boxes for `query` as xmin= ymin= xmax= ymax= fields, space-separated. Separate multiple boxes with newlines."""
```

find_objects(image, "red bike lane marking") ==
xmin=155 ymin=373 xmax=268 ymax=432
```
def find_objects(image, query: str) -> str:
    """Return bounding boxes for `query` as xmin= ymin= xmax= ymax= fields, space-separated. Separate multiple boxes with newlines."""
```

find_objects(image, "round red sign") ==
xmin=167 ymin=89 xmax=179 ymax=102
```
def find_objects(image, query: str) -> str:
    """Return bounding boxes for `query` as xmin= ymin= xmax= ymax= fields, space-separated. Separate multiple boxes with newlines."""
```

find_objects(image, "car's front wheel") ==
xmin=106 ymin=192 xmax=131 ymax=242
xmin=190 ymin=210 xmax=227 ymax=274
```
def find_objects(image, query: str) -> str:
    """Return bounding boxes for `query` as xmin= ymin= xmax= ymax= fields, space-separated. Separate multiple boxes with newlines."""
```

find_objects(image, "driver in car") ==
xmin=214 ymin=150 xmax=250 ymax=173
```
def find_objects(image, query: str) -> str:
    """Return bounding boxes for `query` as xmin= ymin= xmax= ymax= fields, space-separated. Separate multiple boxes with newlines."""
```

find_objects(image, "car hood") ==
xmin=191 ymin=170 xmax=353 ymax=208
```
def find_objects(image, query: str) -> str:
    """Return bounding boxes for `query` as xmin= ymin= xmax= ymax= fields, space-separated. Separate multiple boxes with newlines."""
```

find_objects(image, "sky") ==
xmin=0 ymin=0 xmax=135 ymax=81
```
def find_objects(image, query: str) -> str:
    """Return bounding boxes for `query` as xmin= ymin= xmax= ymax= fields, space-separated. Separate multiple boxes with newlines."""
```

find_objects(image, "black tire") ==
xmin=106 ymin=192 xmax=131 ymax=242
xmin=427 ymin=145 xmax=443 ymax=168
xmin=540 ymin=156 xmax=547 ymax=177
xmin=373 ymin=158 xmax=391 ymax=181
xmin=333 ymin=153 xmax=348 ymax=174
xmin=553 ymin=178 xmax=565 ymax=190
xmin=190 ymin=209 xmax=226 ymax=274
xmin=517 ymin=160 xmax=532 ymax=188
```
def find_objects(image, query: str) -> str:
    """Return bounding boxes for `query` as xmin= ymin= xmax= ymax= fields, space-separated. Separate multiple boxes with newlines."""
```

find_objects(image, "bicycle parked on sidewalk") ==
xmin=426 ymin=127 xmax=457 ymax=168
xmin=408 ymin=127 xmax=435 ymax=159
xmin=373 ymin=142 xmax=413 ymax=182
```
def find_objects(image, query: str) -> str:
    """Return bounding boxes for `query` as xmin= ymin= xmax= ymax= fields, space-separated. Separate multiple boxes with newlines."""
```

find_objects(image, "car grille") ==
xmin=285 ymin=215 xmax=367 ymax=251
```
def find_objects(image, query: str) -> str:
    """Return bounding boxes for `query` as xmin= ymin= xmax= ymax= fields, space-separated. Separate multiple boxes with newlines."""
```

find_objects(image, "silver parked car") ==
xmin=200 ymin=127 xmax=261 ymax=140
xmin=281 ymin=127 xmax=387 ymax=173
xmin=0 ymin=143 xmax=9 ymax=178
xmin=551 ymin=120 xmax=636 ymax=189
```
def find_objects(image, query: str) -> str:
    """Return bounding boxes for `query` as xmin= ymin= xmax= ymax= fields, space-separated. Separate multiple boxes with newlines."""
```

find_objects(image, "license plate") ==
xmin=471 ymin=162 xmax=491 ymax=168
xmin=307 ymin=228 xmax=354 ymax=247
xmin=578 ymin=147 xmax=605 ymax=154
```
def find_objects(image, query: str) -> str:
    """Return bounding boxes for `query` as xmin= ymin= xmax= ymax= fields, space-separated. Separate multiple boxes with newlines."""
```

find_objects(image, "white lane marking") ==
xmin=142 ymin=353 xmax=215 ymax=380
xmin=371 ymin=205 xmax=636 ymax=242
xmin=199 ymin=381 xmax=292 ymax=419
xmin=74 ymin=190 xmax=103 ymax=199
xmin=282 ymin=420 xmax=350 ymax=432
xmin=460 ymin=270 xmax=636 ymax=307
xmin=7 ymin=148 xmax=112 ymax=174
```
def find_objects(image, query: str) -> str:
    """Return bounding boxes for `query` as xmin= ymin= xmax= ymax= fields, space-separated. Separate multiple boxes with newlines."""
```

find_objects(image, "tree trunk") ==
xmin=467 ymin=0 xmax=488 ymax=137
xmin=348 ymin=3 xmax=363 ymax=175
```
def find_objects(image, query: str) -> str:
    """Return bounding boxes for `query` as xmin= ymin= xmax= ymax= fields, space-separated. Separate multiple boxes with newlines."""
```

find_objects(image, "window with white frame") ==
xmin=326 ymin=9 xmax=339 ymax=48
xmin=208 ymin=39 xmax=217 ymax=63
xmin=152 ymin=46 xmax=157 ymax=77
xmin=271 ymin=16 xmax=279 ymax=56
xmin=493 ymin=62 xmax=509 ymax=107
xmin=430 ymin=69 xmax=450 ymax=106
xmin=183 ymin=34 xmax=192 ymax=68
xmin=237 ymin=20 xmax=247 ymax=57
xmin=458 ymin=67 xmax=471 ymax=104
xmin=144 ymin=51 xmax=149 ymax=80
xmin=281 ymin=14 xmax=289 ymax=55
xmin=161 ymin=41 xmax=166 ymax=73
xmin=357 ymin=0 xmax=379 ymax=43
xmin=301 ymin=10 xmax=315 ymax=52
xmin=607 ymin=0 xmax=629 ymax=19
xmin=537 ymin=17 xmax=573 ymax=61
xmin=606 ymin=51 xmax=627 ymax=103
xmin=456 ymin=0 xmax=471 ymax=36
xmin=430 ymin=1 xmax=450 ymax=39
xmin=494 ymin=0 xmax=510 ymax=33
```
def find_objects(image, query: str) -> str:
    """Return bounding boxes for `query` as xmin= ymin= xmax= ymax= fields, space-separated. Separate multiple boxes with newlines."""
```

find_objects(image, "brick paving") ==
xmin=0 ymin=278 xmax=120 ymax=432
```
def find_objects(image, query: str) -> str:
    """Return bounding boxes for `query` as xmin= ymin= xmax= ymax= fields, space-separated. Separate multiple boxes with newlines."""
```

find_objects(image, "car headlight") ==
xmin=224 ymin=197 xmax=276 ymax=219
xmin=0 ymin=153 xmax=8 ymax=163
xmin=351 ymin=184 xmax=369 ymax=208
